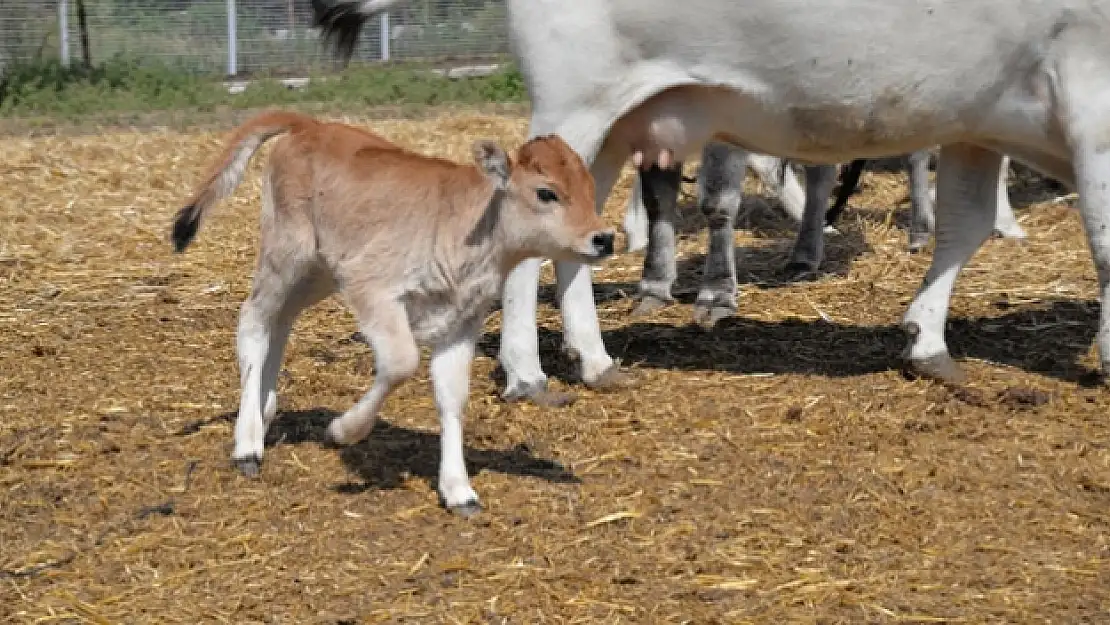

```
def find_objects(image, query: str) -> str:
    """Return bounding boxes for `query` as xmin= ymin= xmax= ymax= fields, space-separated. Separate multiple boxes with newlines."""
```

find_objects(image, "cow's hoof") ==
xmin=906 ymin=353 xmax=967 ymax=386
xmin=446 ymin=499 xmax=483 ymax=519
xmin=530 ymin=390 xmax=579 ymax=408
xmin=692 ymin=302 xmax=735 ymax=329
xmin=908 ymin=233 xmax=931 ymax=253
xmin=502 ymin=378 xmax=577 ymax=407
xmin=325 ymin=418 xmax=365 ymax=447
xmin=993 ymin=224 xmax=1027 ymax=241
xmin=320 ymin=426 xmax=346 ymax=449
xmin=782 ymin=261 xmax=819 ymax=282
xmin=586 ymin=364 xmax=638 ymax=392
xmin=631 ymin=294 xmax=671 ymax=317
xmin=233 ymin=454 xmax=262 ymax=478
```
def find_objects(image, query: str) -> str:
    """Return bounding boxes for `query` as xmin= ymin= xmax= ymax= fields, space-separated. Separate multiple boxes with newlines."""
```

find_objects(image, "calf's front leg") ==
xmin=326 ymin=302 xmax=420 ymax=446
xmin=430 ymin=332 xmax=482 ymax=516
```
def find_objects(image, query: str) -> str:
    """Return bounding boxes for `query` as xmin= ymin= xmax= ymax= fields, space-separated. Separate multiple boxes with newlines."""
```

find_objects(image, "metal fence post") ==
xmin=59 ymin=0 xmax=70 ymax=67
xmin=380 ymin=12 xmax=390 ymax=62
xmin=227 ymin=0 xmax=238 ymax=76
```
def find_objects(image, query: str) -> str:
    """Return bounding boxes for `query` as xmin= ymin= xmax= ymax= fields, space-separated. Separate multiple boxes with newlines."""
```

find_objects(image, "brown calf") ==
xmin=172 ymin=110 xmax=614 ymax=515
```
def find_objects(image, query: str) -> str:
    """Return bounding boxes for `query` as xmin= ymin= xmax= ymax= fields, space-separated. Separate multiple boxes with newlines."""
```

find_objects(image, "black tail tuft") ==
xmin=826 ymin=159 xmax=868 ymax=226
xmin=171 ymin=204 xmax=201 ymax=253
xmin=311 ymin=0 xmax=369 ymax=63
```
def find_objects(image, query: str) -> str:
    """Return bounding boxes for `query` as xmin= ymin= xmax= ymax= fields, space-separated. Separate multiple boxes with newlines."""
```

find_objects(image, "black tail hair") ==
xmin=826 ymin=159 xmax=868 ymax=226
xmin=171 ymin=204 xmax=202 ymax=253
xmin=311 ymin=0 xmax=370 ymax=63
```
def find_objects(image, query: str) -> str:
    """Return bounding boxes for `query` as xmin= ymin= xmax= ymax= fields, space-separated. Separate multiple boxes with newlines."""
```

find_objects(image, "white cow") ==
xmin=314 ymin=0 xmax=1108 ymax=400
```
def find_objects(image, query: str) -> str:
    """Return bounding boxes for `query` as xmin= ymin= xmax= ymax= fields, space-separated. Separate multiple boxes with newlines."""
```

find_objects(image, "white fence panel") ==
xmin=0 ymin=0 xmax=510 ymax=76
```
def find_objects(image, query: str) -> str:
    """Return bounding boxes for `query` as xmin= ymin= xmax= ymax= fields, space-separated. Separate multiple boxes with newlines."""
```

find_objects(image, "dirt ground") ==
xmin=2 ymin=110 xmax=1108 ymax=624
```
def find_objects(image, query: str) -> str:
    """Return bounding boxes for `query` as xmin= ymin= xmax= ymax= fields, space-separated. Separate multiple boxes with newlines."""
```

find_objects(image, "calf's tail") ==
xmin=171 ymin=110 xmax=314 ymax=253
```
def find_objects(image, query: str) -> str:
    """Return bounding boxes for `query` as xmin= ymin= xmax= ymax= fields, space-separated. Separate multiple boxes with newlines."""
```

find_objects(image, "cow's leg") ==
xmin=326 ymin=300 xmax=420 ymax=446
xmin=906 ymin=149 xmax=935 ymax=252
xmin=747 ymin=153 xmax=807 ymax=224
xmin=622 ymin=173 xmax=651 ymax=253
xmin=784 ymin=165 xmax=839 ymax=278
xmin=691 ymin=143 xmax=748 ymax=328
xmin=902 ymin=144 xmax=1003 ymax=384
xmin=1073 ymin=147 xmax=1110 ymax=378
xmin=632 ymin=162 xmax=684 ymax=316
xmin=991 ymin=156 xmax=1027 ymax=240
xmin=430 ymin=330 xmax=481 ymax=516
xmin=557 ymin=142 xmax=639 ymax=391
xmin=499 ymin=134 xmax=634 ymax=405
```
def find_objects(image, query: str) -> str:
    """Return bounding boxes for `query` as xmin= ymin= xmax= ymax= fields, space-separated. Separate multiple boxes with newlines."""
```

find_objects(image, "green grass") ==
xmin=0 ymin=55 xmax=528 ymax=121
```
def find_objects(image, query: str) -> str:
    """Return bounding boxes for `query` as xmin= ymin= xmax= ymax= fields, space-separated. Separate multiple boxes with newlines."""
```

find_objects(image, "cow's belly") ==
xmin=611 ymin=82 xmax=991 ymax=165
xmin=603 ymin=63 xmax=1052 ymax=165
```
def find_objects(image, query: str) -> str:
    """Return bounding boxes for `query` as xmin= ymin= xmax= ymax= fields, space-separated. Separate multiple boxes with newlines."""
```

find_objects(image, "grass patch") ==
xmin=0 ymin=55 xmax=528 ymax=121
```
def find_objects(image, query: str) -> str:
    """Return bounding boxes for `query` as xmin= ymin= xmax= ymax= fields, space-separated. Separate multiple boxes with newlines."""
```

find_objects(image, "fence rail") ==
xmin=0 ymin=0 xmax=510 ymax=77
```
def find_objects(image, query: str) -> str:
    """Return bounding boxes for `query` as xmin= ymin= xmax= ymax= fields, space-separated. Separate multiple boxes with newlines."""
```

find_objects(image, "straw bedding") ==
xmin=1 ymin=110 xmax=1108 ymax=623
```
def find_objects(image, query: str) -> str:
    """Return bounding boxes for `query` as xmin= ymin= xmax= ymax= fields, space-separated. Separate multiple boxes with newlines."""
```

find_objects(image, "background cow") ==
xmin=625 ymin=146 xmax=1028 ymax=327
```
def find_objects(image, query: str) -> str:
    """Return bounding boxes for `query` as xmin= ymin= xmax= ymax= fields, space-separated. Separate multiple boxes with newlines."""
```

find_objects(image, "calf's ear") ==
xmin=472 ymin=140 xmax=511 ymax=190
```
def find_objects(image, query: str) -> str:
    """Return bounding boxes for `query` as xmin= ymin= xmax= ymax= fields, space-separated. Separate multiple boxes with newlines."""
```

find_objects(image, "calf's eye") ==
xmin=536 ymin=188 xmax=559 ymax=203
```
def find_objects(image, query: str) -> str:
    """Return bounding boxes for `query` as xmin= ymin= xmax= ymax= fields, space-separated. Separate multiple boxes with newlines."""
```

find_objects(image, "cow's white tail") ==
xmin=171 ymin=110 xmax=314 ymax=252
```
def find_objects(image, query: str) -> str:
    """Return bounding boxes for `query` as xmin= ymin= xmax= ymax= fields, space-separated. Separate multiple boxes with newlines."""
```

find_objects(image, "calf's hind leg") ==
xmin=232 ymin=179 xmax=332 ymax=476
xmin=234 ymin=265 xmax=330 ymax=475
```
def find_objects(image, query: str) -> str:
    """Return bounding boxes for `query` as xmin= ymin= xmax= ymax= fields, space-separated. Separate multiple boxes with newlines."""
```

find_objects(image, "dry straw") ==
xmin=1 ymin=110 xmax=1108 ymax=623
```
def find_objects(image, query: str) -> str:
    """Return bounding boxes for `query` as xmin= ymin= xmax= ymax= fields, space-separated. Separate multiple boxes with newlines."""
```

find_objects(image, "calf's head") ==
xmin=472 ymin=135 xmax=615 ymax=264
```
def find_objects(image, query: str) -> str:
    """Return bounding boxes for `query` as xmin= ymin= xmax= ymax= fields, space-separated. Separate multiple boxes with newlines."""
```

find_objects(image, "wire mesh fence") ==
xmin=0 ymin=0 xmax=510 ymax=77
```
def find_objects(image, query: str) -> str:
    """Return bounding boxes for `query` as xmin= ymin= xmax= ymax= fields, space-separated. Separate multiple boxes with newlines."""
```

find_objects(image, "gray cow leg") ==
xmin=784 ymin=164 xmax=839 ymax=279
xmin=906 ymin=149 xmax=936 ymax=252
xmin=632 ymin=163 xmax=684 ymax=316
xmin=692 ymin=143 xmax=749 ymax=328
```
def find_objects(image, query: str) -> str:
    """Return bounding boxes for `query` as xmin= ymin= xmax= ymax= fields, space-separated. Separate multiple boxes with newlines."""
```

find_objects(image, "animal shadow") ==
xmin=482 ymin=298 xmax=1099 ymax=386
xmin=613 ymin=298 xmax=1099 ymax=384
xmin=264 ymin=408 xmax=579 ymax=494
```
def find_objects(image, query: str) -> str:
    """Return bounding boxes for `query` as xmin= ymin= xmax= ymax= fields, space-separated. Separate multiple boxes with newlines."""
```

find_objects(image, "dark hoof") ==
xmin=906 ymin=353 xmax=967 ymax=386
xmin=234 ymin=454 xmax=262 ymax=478
xmin=447 ymin=499 xmax=483 ymax=519
xmin=586 ymin=364 xmax=638 ymax=392
xmin=782 ymin=261 xmax=819 ymax=282
xmin=320 ymin=428 xmax=344 ymax=449
xmin=692 ymin=302 xmax=735 ymax=329
xmin=631 ymin=294 xmax=671 ymax=317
